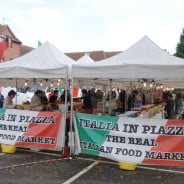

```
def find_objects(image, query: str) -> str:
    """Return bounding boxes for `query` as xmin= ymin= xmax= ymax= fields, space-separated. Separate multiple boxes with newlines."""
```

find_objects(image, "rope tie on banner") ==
xmin=0 ymin=157 xmax=72 ymax=170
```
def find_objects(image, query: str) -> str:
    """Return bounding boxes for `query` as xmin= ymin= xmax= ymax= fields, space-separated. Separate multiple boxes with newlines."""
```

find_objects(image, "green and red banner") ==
xmin=0 ymin=109 xmax=63 ymax=149
xmin=74 ymin=113 xmax=184 ymax=166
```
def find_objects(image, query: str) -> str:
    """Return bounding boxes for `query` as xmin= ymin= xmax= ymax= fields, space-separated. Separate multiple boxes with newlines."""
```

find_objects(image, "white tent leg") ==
xmin=108 ymin=79 xmax=112 ymax=115
xmin=69 ymin=76 xmax=74 ymax=155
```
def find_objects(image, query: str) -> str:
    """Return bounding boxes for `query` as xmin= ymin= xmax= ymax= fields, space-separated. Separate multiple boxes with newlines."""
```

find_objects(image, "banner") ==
xmin=75 ymin=113 xmax=184 ymax=166
xmin=0 ymin=109 xmax=63 ymax=149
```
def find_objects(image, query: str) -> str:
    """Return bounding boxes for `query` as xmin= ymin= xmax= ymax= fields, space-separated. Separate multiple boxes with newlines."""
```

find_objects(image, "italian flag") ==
xmin=75 ymin=113 xmax=184 ymax=166
xmin=73 ymin=88 xmax=82 ymax=98
xmin=0 ymin=35 xmax=9 ymax=59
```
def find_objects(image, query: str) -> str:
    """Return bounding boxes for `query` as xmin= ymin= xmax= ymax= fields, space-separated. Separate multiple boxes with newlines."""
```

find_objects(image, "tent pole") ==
xmin=129 ymin=81 xmax=133 ymax=110
xmin=64 ymin=77 xmax=68 ymax=113
xmin=61 ymin=69 xmax=70 ymax=158
xmin=15 ymin=78 xmax=18 ymax=105
xmin=70 ymin=78 xmax=74 ymax=120
xmin=33 ymin=78 xmax=37 ymax=92
xmin=65 ymin=75 xmax=68 ymax=149
xmin=102 ymin=85 xmax=106 ymax=115
xmin=108 ymin=79 xmax=112 ymax=115
xmin=125 ymin=90 xmax=127 ymax=112
xmin=69 ymin=76 xmax=74 ymax=155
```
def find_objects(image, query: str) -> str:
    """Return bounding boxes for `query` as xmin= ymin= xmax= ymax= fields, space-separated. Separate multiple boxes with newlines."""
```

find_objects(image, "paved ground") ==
xmin=0 ymin=147 xmax=184 ymax=184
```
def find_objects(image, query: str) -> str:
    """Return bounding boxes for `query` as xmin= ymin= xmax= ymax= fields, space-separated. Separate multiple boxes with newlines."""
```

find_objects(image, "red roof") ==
xmin=66 ymin=51 xmax=121 ymax=61
xmin=19 ymin=46 xmax=121 ymax=61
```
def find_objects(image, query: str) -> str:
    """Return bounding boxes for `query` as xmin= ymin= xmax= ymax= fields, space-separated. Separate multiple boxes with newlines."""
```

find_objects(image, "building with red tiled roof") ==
xmin=0 ymin=24 xmax=22 ymax=62
xmin=66 ymin=50 xmax=121 ymax=61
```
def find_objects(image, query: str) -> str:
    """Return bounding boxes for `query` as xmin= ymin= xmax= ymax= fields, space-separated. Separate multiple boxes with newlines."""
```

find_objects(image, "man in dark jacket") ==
xmin=119 ymin=90 xmax=126 ymax=113
xmin=166 ymin=93 xmax=175 ymax=119
xmin=81 ymin=89 xmax=93 ymax=114
xmin=49 ymin=89 xmax=59 ymax=110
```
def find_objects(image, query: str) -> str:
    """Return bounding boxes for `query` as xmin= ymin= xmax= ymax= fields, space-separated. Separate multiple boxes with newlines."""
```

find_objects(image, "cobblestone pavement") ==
xmin=0 ymin=148 xmax=184 ymax=184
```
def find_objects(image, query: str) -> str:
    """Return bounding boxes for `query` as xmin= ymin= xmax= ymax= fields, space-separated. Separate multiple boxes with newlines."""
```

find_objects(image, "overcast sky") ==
xmin=0 ymin=0 xmax=183 ymax=54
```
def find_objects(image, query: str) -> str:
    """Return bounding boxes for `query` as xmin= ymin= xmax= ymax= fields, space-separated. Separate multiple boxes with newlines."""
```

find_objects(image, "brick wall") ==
xmin=3 ymin=42 xmax=20 ymax=61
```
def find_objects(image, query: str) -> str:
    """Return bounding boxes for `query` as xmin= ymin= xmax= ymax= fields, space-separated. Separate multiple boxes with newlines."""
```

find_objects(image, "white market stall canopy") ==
xmin=0 ymin=41 xmax=75 ymax=79
xmin=98 ymin=35 xmax=184 ymax=65
xmin=76 ymin=54 xmax=95 ymax=65
xmin=72 ymin=36 xmax=184 ymax=85
xmin=72 ymin=64 xmax=184 ymax=79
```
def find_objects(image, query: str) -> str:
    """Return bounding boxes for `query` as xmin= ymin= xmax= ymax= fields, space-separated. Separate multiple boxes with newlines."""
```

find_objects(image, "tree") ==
xmin=174 ymin=28 xmax=184 ymax=58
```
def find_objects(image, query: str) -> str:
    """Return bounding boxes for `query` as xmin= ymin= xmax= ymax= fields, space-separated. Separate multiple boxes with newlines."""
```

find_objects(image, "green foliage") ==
xmin=174 ymin=29 xmax=184 ymax=58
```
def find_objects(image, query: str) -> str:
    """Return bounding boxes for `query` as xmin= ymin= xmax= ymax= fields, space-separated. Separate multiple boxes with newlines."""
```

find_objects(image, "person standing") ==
xmin=31 ymin=90 xmax=43 ymax=106
xmin=60 ymin=90 xmax=71 ymax=103
xmin=81 ymin=89 xmax=93 ymax=114
xmin=40 ymin=91 xmax=49 ymax=105
xmin=118 ymin=90 xmax=126 ymax=113
xmin=175 ymin=92 xmax=184 ymax=119
xmin=40 ymin=91 xmax=49 ymax=111
xmin=3 ymin=90 xmax=17 ymax=109
xmin=88 ymin=88 xmax=97 ymax=109
xmin=48 ymin=88 xmax=54 ymax=101
xmin=127 ymin=90 xmax=139 ymax=111
xmin=127 ymin=91 xmax=134 ymax=111
xmin=49 ymin=89 xmax=59 ymax=110
xmin=0 ymin=92 xmax=4 ymax=108
xmin=166 ymin=93 xmax=175 ymax=119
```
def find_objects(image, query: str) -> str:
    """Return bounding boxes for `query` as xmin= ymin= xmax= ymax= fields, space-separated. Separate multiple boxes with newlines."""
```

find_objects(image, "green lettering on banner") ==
xmin=75 ymin=113 xmax=119 ymax=156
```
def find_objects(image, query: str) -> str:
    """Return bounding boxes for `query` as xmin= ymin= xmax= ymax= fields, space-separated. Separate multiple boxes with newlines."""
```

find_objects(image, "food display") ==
xmin=118 ymin=103 xmax=165 ymax=119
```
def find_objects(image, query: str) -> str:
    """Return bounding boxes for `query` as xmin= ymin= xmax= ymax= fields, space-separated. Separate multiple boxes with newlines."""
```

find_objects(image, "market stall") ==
xmin=71 ymin=36 xmax=184 ymax=168
xmin=71 ymin=36 xmax=184 ymax=117
xmin=72 ymin=36 xmax=184 ymax=87
xmin=0 ymin=41 xmax=76 ymax=152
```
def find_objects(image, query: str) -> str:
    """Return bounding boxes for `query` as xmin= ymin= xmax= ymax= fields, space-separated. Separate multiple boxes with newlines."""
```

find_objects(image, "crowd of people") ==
xmin=80 ymin=88 xmax=184 ymax=119
xmin=80 ymin=88 xmax=103 ymax=114
xmin=0 ymin=88 xmax=184 ymax=119
xmin=163 ymin=92 xmax=184 ymax=119
xmin=0 ymin=88 xmax=71 ymax=111
xmin=29 ymin=89 xmax=71 ymax=111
